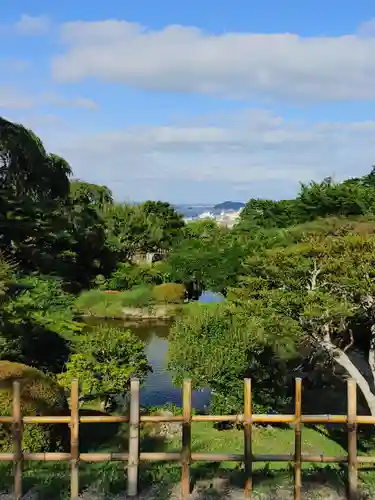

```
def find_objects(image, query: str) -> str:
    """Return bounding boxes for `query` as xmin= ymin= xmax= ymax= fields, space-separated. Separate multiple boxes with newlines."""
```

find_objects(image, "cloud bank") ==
xmin=52 ymin=19 xmax=375 ymax=102
xmin=23 ymin=109 xmax=375 ymax=203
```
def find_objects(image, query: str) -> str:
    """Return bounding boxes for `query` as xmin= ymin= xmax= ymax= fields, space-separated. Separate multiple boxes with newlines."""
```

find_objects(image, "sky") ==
xmin=1 ymin=1 xmax=375 ymax=203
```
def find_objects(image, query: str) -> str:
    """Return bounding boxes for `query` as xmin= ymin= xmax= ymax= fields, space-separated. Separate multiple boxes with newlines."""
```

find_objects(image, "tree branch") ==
xmin=307 ymin=260 xmax=322 ymax=292
xmin=313 ymin=323 xmax=375 ymax=415
xmin=343 ymin=329 xmax=354 ymax=352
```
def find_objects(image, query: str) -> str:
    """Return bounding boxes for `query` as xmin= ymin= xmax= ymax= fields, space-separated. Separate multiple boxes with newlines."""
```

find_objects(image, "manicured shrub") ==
xmin=0 ymin=361 xmax=68 ymax=452
xmin=152 ymin=283 xmax=185 ymax=304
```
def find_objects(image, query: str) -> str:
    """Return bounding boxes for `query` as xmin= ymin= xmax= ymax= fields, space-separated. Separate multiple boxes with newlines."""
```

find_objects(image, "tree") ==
xmin=184 ymin=219 xmax=219 ymax=240
xmin=232 ymin=217 xmax=375 ymax=415
xmin=58 ymin=326 xmax=151 ymax=410
xmin=0 ymin=274 xmax=80 ymax=373
xmin=297 ymin=177 xmax=375 ymax=221
xmin=70 ymin=180 xmax=113 ymax=209
xmin=102 ymin=203 xmax=163 ymax=260
xmin=0 ymin=117 xmax=70 ymax=200
xmin=0 ymin=118 xmax=73 ymax=279
xmin=168 ymin=302 xmax=299 ymax=414
xmin=238 ymin=171 xmax=375 ymax=232
xmin=238 ymin=198 xmax=301 ymax=229
xmin=166 ymin=230 xmax=245 ymax=297
xmin=140 ymin=201 xmax=185 ymax=249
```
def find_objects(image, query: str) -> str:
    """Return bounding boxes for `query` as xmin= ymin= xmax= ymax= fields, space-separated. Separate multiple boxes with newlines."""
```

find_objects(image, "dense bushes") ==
xmin=0 ymin=274 xmax=81 ymax=373
xmin=153 ymin=283 xmax=185 ymax=304
xmin=0 ymin=361 xmax=68 ymax=452
xmin=102 ymin=262 xmax=167 ymax=291
xmin=58 ymin=326 xmax=151 ymax=410
xmin=168 ymin=302 xmax=296 ymax=415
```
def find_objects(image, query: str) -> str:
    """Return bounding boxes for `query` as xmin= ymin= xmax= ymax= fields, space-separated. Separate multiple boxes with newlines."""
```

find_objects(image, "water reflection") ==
xmin=85 ymin=291 xmax=223 ymax=409
xmin=84 ymin=317 xmax=211 ymax=409
xmin=198 ymin=291 xmax=225 ymax=303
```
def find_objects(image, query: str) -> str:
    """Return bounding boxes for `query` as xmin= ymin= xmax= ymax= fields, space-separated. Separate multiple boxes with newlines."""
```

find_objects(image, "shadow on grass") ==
xmin=0 ymin=417 xmax=174 ymax=500
xmin=187 ymin=462 xmax=369 ymax=499
xmin=1 ymin=457 xmax=374 ymax=499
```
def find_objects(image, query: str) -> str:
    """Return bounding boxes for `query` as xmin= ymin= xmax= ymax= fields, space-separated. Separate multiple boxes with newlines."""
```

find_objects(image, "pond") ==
xmin=85 ymin=291 xmax=223 ymax=410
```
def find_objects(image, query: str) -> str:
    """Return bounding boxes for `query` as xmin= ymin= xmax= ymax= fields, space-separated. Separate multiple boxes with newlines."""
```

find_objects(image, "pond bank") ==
xmin=81 ymin=304 xmax=183 ymax=321
xmin=75 ymin=287 xmax=187 ymax=320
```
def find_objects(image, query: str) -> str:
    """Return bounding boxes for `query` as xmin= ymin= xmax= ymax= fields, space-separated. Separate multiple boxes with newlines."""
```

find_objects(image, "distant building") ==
xmin=183 ymin=208 xmax=243 ymax=228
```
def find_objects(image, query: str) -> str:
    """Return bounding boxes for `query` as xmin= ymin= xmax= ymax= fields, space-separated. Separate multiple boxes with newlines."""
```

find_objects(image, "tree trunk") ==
xmin=321 ymin=335 xmax=375 ymax=415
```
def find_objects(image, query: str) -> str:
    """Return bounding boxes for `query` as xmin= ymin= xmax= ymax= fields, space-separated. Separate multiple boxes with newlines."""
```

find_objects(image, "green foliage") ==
xmin=140 ymin=200 xmax=185 ymax=249
xmin=239 ymin=198 xmax=301 ymax=229
xmin=102 ymin=203 xmax=163 ymax=260
xmin=102 ymin=262 xmax=166 ymax=291
xmin=75 ymin=286 xmax=155 ymax=317
xmin=0 ymin=117 xmax=69 ymax=200
xmin=184 ymin=219 xmax=219 ymax=239
xmin=168 ymin=303 xmax=298 ymax=414
xmin=152 ymin=283 xmax=185 ymax=304
xmin=58 ymin=326 xmax=151 ymax=407
xmin=69 ymin=180 xmax=113 ymax=209
xmin=96 ymin=262 xmax=136 ymax=290
xmin=9 ymin=275 xmax=79 ymax=333
xmin=0 ymin=361 xmax=68 ymax=452
xmin=297 ymin=177 xmax=375 ymax=221
xmin=0 ymin=117 xmax=114 ymax=291
xmin=239 ymin=174 xmax=375 ymax=231
xmin=0 ymin=254 xmax=16 ymax=302
xmin=229 ymin=217 xmax=375 ymax=413
xmin=134 ymin=262 xmax=167 ymax=286
xmin=0 ymin=274 xmax=81 ymax=373
xmin=76 ymin=281 xmax=186 ymax=317
xmin=165 ymin=229 xmax=245 ymax=296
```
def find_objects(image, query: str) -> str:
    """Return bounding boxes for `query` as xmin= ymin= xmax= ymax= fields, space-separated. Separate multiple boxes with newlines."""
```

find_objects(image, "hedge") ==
xmin=0 ymin=361 xmax=68 ymax=452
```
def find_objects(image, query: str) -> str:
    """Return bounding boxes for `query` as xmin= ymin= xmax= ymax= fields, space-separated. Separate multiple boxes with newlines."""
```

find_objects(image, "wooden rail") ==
xmin=0 ymin=378 xmax=374 ymax=499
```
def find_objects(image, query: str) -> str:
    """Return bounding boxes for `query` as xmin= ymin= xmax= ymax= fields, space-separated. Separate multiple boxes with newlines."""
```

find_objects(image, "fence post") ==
xmin=70 ymin=379 xmax=79 ymax=500
xmin=182 ymin=379 xmax=192 ymax=499
xmin=347 ymin=379 xmax=357 ymax=499
xmin=128 ymin=378 xmax=140 ymax=497
xmin=13 ymin=381 xmax=22 ymax=500
xmin=244 ymin=379 xmax=253 ymax=498
xmin=294 ymin=378 xmax=302 ymax=500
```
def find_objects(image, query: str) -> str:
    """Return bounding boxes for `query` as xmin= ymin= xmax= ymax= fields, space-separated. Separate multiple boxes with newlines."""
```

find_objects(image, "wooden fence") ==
xmin=1 ymin=378 xmax=374 ymax=500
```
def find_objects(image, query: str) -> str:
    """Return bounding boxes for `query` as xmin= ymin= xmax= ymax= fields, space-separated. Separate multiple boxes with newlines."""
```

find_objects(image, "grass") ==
xmin=75 ymin=286 xmax=155 ymax=317
xmin=75 ymin=285 xmax=185 ymax=318
xmin=1 ymin=420 xmax=374 ymax=499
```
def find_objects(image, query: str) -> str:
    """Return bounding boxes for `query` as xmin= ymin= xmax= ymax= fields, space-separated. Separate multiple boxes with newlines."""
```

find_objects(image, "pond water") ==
xmin=85 ymin=291 xmax=223 ymax=410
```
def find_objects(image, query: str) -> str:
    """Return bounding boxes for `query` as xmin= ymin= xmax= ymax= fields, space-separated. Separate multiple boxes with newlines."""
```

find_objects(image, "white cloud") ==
xmin=52 ymin=19 xmax=375 ymax=102
xmin=15 ymin=108 xmax=375 ymax=203
xmin=15 ymin=14 xmax=50 ymax=36
xmin=0 ymin=86 xmax=97 ymax=110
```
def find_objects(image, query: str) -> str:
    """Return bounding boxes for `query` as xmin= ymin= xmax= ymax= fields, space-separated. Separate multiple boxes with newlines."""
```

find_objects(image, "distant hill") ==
xmin=213 ymin=201 xmax=245 ymax=211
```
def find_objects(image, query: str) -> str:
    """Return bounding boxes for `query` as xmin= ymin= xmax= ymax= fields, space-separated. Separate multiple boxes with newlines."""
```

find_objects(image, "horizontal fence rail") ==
xmin=0 ymin=378 xmax=374 ymax=499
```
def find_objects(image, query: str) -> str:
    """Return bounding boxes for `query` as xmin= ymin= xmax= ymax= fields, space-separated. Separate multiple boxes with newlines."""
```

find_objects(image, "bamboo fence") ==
xmin=0 ymin=378 xmax=374 ymax=499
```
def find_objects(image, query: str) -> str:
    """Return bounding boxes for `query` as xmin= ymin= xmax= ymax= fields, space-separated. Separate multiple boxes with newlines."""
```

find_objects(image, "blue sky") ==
xmin=1 ymin=0 xmax=375 ymax=203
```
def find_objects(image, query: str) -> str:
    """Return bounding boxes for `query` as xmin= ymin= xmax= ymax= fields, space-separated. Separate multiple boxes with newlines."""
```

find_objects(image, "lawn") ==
xmin=1 ymin=420 xmax=374 ymax=499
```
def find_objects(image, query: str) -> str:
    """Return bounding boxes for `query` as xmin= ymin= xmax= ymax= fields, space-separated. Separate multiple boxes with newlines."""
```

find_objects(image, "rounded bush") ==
xmin=0 ymin=361 xmax=68 ymax=452
xmin=152 ymin=283 xmax=185 ymax=304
